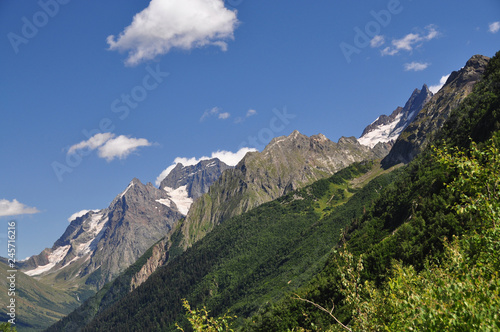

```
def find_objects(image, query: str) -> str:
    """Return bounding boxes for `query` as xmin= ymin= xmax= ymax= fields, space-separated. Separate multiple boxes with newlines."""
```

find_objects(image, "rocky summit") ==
xmin=20 ymin=178 xmax=183 ymax=291
xmin=358 ymin=84 xmax=433 ymax=148
xmin=382 ymin=54 xmax=490 ymax=167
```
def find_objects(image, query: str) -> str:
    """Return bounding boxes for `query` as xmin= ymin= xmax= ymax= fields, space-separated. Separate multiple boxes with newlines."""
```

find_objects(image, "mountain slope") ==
xmin=249 ymin=51 xmax=500 ymax=331
xmin=0 ymin=261 xmax=79 ymax=331
xmin=179 ymin=130 xmax=390 ymax=248
xmin=47 ymin=159 xmax=234 ymax=331
xmin=20 ymin=178 xmax=183 ymax=292
xmin=358 ymin=84 xmax=433 ymax=147
xmin=382 ymin=54 xmax=490 ymax=167
xmin=77 ymin=161 xmax=398 ymax=331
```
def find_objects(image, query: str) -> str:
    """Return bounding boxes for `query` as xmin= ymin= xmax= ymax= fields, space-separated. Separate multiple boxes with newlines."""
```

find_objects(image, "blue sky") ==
xmin=1 ymin=0 xmax=499 ymax=259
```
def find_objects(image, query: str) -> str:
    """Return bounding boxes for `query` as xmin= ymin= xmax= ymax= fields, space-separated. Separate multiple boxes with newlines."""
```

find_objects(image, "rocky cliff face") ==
xmin=129 ymin=238 xmax=170 ymax=291
xmin=158 ymin=158 xmax=233 ymax=215
xmin=20 ymin=178 xmax=183 ymax=290
xmin=179 ymin=130 xmax=390 ymax=248
xmin=359 ymin=85 xmax=433 ymax=147
xmin=382 ymin=54 xmax=490 ymax=167
xmin=160 ymin=158 xmax=233 ymax=200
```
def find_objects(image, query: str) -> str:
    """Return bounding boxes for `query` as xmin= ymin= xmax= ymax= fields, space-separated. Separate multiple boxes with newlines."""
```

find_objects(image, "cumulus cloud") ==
xmin=246 ymin=109 xmax=257 ymax=117
xmin=218 ymin=112 xmax=231 ymax=120
xmin=67 ymin=133 xmax=114 ymax=155
xmin=155 ymin=147 xmax=257 ymax=186
xmin=404 ymin=62 xmax=430 ymax=72
xmin=0 ymin=199 xmax=40 ymax=217
xmin=381 ymin=25 xmax=439 ymax=56
xmin=370 ymin=35 xmax=385 ymax=48
xmin=489 ymin=22 xmax=500 ymax=34
xmin=107 ymin=0 xmax=239 ymax=66
xmin=68 ymin=133 xmax=153 ymax=162
xmin=429 ymin=74 xmax=451 ymax=94
xmin=98 ymin=135 xmax=152 ymax=161
xmin=200 ymin=107 xmax=230 ymax=121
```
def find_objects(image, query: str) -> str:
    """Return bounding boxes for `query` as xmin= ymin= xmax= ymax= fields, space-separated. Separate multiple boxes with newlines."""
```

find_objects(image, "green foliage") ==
xmin=434 ymin=135 xmax=500 ymax=227
xmin=294 ymin=134 xmax=500 ymax=332
xmin=176 ymin=299 xmax=236 ymax=332
xmin=0 ymin=323 xmax=16 ymax=332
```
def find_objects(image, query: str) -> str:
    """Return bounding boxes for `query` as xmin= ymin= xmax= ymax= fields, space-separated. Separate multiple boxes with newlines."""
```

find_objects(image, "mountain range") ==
xmin=2 ymin=52 xmax=496 ymax=331
xmin=55 ymin=51 xmax=498 ymax=332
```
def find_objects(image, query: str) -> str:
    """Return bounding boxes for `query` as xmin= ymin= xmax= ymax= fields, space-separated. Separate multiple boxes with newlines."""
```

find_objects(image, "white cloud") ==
xmin=246 ymin=109 xmax=257 ymax=117
xmin=382 ymin=25 xmax=439 ymax=56
xmin=218 ymin=112 xmax=231 ymax=120
xmin=381 ymin=46 xmax=398 ymax=56
xmin=200 ymin=106 xmax=221 ymax=122
xmin=107 ymin=0 xmax=239 ymax=66
xmin=155 ymin=147 xmax=257 ymax=186
xmin=370 ymin=35 xmax=385 ymax=48
xmin=98 ymin=135 xmax=152 ymax=161
xmin=0 ymin=199 xmax=40 ymax=217
xmin=200 ymin=107 xmax=230 ymax=121
xmin=429 ymin=74 xmax=451 ymax=94
xmin=68 ymin=133 xmax=114 ymax=155
xmin=68 ymin=133 xmax=153 ymax=162
xmin=67 ymin=209 xmax=96 ymax=222
xmin=489 ymin=22 xmax=500 ymax=34
xmin=404 ymin=62 xmax=429 ymax=72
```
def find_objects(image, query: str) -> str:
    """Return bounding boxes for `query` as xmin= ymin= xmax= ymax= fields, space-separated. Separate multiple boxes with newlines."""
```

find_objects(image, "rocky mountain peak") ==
xmin=358 ymin=84 xmax=433 ymax=148
xmin=20 ymin=177 xmax=183 ymax=289
xmin=382 ymin=54 xmax=490 ymax=167
xmin=159 ymin=157 xmax=233 ymax=205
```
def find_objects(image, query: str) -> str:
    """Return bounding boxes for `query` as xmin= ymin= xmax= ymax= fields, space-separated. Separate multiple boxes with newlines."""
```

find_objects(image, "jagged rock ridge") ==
xmin=179 ymin=130 xmax=391 ymax=248
xmin=382 ymin=54 xmax=490 ymax=167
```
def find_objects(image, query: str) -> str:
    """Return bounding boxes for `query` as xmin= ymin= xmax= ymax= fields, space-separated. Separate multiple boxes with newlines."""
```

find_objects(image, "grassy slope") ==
xmin=0 ymin=261 xmax=80 ymax=331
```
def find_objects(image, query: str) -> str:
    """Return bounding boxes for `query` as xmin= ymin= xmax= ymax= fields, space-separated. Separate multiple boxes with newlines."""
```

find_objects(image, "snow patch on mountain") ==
xmin=358 ymin=112 xmax=404 ymax=148
xmin=163 ymin=185 xmax=193 ymax=215
xmin=120 ymin=181 xmax=134 ymax=198
xmin=24 ymin=245 xmax=71 ymax=276
xmin=155 ymin=198 xmax=173 ymax=208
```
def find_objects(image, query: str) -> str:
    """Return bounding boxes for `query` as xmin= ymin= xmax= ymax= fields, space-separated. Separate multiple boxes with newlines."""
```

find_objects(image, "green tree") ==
xmin=176 ymin=299 xmax=236 ymax=332
xmin=0 ymin=323 xmax=16 ymax=332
